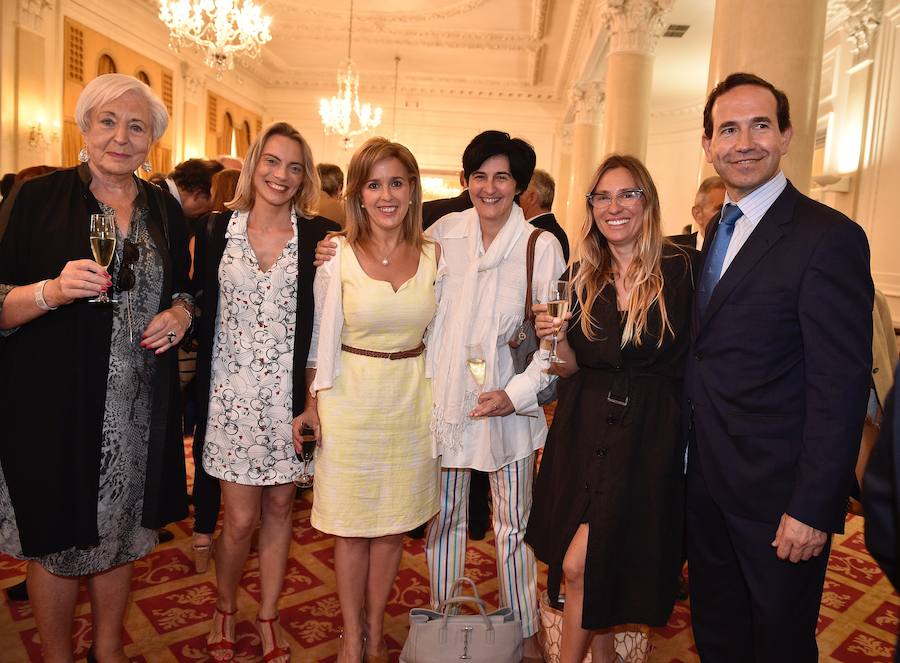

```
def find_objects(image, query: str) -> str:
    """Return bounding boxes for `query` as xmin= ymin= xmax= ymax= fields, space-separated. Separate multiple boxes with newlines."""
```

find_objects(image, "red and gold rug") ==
xmin=0 ymin=445 xmax=897 ymax=661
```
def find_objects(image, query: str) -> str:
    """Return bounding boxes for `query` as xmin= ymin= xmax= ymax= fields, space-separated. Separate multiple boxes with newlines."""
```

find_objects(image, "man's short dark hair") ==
xmin=0 ymin=173 xmax=15 ymax=198
xmin=317 ymin=163 xmax=344 ymax=196
xmin=170 ymin=158 xmax=224 ymax=196
xmin=462 ymin=130 xmax=536 ymax=193
xmin=703 ymin=72 xmax=791 ymax=139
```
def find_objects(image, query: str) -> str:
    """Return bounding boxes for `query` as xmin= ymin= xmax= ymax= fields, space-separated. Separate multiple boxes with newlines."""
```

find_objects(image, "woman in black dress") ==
xmin=525 ymin=154 xmax=694 ymax=663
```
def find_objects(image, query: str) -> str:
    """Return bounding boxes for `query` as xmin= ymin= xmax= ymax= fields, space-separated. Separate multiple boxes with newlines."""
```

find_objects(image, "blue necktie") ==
xmin=697 ymin=203 xmax=742 ymax=314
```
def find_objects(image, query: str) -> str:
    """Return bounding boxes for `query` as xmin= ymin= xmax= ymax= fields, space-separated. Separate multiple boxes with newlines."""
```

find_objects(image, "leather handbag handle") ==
xmin=448 ymin=576 xmax=483 ymax=602
xmin=438 ymin=596 xmax=495 ymax=633
xmin=523 ymin=228 xmax=544 ymax=322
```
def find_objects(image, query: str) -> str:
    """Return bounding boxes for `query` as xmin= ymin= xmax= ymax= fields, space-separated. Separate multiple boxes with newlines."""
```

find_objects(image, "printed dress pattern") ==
xmin=202 ymin=210 xmax=302 ymax=485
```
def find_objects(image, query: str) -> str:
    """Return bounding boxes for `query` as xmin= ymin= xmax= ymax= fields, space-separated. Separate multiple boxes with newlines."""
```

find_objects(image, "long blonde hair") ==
xmin=228 ymin=122 xmax=319 ymax=217
xmin=342 ymin=137 xmax=425 ymax=252
xmin=572 ymin=154 xmax=672 ymax=347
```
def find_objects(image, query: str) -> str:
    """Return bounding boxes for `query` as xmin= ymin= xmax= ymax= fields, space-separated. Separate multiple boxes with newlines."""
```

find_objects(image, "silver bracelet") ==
xmin=173 ymin=300 xmax=193 ymax=330
xmin=34 ymin=279 xmax=58 ymax=311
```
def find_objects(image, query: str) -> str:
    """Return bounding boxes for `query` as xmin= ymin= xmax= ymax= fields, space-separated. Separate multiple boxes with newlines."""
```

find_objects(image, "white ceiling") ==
xmin=225 ymin=0 xmax=715 ymax=111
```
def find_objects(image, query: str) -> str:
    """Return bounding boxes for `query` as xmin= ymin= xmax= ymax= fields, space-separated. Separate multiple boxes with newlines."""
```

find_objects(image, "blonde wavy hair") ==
xmin=572 ymin=154 xmax=672 ymax=347
xmin=342 ymin=137 xmax=425 ymax=252
xmin=228 ymin=122 xmax=319 ymax=217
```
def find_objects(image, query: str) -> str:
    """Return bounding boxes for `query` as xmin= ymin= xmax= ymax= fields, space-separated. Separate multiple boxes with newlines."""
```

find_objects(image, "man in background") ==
xmin=422 ymin=171 xmax=472 ymax=230
xmin=317 ymin=163 xmax=346 ymax=227
xmin=518 ymin=168 xmax=570 ymax=262
xmin=671 ymin=175 xmax=726 ymax=250
xmin=164 ymin=158 xmax=223 ymax=220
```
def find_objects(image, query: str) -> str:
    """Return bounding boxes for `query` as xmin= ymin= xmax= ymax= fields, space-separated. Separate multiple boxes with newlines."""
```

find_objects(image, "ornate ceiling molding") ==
xmin=598 ymin=0 xmax=674 ymax=56
xmin=268 ymin=0 xmax=493 ymax=23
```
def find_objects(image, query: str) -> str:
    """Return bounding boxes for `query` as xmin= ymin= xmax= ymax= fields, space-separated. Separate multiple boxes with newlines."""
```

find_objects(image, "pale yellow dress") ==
xmin=312 ymin=242 xmax=440 ymax=537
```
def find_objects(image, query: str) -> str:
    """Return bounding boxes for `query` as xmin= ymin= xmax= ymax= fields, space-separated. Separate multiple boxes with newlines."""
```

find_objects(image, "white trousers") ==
xmin=425 ymin=454 xmax=539 ymax=637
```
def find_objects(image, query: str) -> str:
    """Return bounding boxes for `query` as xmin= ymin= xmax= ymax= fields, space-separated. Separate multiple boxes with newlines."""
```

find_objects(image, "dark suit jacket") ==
xmin=670 ymin=231 xmax=699 ymax=250
xmin=529 ymin=212 xmax=570 ymax=262
xmin=685 ymin=180 xmax=873 ymax=534
xmin=864 ymin=367 xmax=900 ymax=592
xmin=422 ymin=190 xmax=472 ymax=230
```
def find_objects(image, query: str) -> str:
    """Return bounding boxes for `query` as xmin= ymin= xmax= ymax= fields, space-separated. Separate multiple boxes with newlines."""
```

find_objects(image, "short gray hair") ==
xmin=528 ymin=168 xmax=555 ymax=209
xmin=75 ymin=74 xmax=169 ymax=142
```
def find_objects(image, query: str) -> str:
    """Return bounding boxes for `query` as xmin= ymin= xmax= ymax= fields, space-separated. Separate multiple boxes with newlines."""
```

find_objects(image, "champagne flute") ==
xmin=293 ymin=427 xmax=316 ymax=489
xmin=89 ymin=213 xmax=117 ymax=304
xmin=466 ymin=343 xmax=487 ymax=392
xmin=546 ymin=280 xmax=571 ymax=364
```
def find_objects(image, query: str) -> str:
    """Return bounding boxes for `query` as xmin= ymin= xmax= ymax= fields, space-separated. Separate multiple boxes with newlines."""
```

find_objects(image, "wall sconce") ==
xmin=812 ymin=174 xmax=852 ymax=193
xmin=28 ymin=117 xmax=59 ymax=149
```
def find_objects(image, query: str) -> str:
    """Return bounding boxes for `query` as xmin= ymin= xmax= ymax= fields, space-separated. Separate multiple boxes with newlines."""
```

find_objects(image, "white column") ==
xmin=566 ymin=81 xmax=604 ymax=241
xmin=598 ymin=0 xmax=673 ymax=160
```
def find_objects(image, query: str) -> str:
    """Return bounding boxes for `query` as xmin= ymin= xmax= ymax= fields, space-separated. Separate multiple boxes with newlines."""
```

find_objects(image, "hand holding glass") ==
xmin=89 ymin=213 xmax=117 ymax=304
xmin=293 ymin=427 xmax=316 ymax=488
xmin=545 ymin=280 xmax=571 ymax=364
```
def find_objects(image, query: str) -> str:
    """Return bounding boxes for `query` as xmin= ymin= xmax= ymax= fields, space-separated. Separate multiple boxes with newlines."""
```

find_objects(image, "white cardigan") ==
xmin=307 ymin=237 xmax=347 ymax=395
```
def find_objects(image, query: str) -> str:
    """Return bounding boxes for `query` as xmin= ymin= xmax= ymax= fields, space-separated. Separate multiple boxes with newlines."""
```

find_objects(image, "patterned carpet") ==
xmin=0 ymin=450 xmax=898 ymax=661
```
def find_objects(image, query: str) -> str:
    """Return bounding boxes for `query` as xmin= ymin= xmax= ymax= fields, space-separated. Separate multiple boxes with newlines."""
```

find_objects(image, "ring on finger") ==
xmin=166 ymin=330 xmax=177 ymax=343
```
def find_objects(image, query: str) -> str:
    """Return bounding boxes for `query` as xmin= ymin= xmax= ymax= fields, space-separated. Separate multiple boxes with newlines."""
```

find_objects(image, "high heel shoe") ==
xmin=256 ymin=615 xmax=291 ymax=662
xmin=207 ymin=605 xmax=237 ymax=661
xmin=192 ymin=534 xmax=214 ymax=574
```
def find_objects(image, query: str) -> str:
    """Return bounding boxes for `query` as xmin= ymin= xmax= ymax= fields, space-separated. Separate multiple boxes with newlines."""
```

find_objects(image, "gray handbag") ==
xmin=399 ymin=577 xmax=523 ymax=663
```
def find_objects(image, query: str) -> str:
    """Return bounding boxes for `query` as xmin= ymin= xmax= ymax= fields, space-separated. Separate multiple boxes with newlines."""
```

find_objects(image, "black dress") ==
xmin=525 ymin=244 xmax=695 ymax=629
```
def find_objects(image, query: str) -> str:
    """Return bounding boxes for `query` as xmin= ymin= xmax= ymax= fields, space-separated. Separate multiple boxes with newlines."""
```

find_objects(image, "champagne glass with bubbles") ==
xmin=89 ymin=213 xmax=117 ymax=304
xmin=546 ymin=280 xmax=572 ymax=363
xmin=466 ymin=343 xmax=487 ymax=392
xmin=293 ymin=426 xmax=316 ymax=489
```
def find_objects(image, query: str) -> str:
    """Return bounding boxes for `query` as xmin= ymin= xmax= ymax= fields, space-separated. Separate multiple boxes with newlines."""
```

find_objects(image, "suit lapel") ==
xmin=697 ymin=183 xmax=799 ymax=330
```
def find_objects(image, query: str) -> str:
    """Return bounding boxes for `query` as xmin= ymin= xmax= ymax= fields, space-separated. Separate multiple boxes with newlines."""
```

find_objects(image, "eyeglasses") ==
xmin=115 ymin=239 xmax=139 ymax=292
xmin=586 ymin=189 xmax=644 ymax=209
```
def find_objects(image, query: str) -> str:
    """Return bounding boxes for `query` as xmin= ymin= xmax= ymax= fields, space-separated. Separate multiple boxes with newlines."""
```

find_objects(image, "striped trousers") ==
xmin=425 ymin=454 xmax=539 ymax=637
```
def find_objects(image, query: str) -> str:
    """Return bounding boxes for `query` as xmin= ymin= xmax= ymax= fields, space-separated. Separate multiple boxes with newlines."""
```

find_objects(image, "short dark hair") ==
xmin=317 ymin=163 xmax=344 ymax=196
xmin=462 ymin=130 xmax=536 ymax=193
xmin=703 ymin=72 xmax=791 ymax=139
xmin=0 ymin=173 xmax=16 ymax=198
xmin=170 ymin=158 xmax=224 ymax=196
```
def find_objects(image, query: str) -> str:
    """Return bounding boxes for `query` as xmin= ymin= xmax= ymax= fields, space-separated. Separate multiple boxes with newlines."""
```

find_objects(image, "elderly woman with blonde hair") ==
xmin=0 ymin=73 xmax=191 ymax=663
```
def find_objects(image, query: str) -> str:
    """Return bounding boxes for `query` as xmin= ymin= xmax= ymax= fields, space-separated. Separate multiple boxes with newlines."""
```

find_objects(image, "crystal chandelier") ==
xmin=319 ymin=0 xmax=382 ymax=149
xmin=159 ymin=0 xmax=272 ymax=79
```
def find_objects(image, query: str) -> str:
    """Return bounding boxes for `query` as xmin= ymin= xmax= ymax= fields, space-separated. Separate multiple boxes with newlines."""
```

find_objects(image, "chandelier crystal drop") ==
xmin=319 ymin=0 xmax=382 ymax=149
xmin=159 ymin=0 xmax=272 ymax=79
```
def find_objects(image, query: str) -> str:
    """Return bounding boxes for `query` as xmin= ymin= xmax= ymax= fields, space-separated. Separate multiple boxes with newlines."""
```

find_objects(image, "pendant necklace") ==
xmin=374 ymin=241 xmax=400 ymax=266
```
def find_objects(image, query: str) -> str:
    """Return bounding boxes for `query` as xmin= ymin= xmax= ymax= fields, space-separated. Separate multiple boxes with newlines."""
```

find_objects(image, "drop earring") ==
xmin=141 ymin=160 xmax=152 ymax=173
xmin=78 ymin=147 xmax=89 ymax=163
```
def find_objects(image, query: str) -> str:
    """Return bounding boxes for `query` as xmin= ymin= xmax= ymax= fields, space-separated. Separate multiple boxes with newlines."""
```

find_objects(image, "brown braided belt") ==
xmin=340 ymin=342 xmax=425 ymax=360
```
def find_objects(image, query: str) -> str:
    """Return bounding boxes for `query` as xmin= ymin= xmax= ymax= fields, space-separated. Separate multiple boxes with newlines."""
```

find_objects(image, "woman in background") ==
xmin=526 ymin=154 xmax=694 ymax=663
xmin=193 ymin=122 xmax=337 ymax=662
xmin=298 ymin=138 xmax=439 ymax=663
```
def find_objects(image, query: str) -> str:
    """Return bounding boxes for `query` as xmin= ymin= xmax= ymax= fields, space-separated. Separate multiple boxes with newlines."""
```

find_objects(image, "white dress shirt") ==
xmin=719 ymin=170 xmax=787 ymax=277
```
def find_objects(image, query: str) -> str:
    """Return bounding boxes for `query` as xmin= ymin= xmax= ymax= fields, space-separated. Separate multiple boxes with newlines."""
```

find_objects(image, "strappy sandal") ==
xmin=256 ymin=615 xmax=291 ymax=662
xmin=206 ymin=605 xmax=237 ymax=661
xmin=192 ymin=534 xmax=214 ymax=574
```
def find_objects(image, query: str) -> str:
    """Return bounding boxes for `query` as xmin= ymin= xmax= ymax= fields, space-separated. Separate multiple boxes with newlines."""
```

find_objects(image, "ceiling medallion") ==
xmin=158 ymin=0 xmax=273 ymax=80
xmin=319 ymin=0 xmax=382 ymax=149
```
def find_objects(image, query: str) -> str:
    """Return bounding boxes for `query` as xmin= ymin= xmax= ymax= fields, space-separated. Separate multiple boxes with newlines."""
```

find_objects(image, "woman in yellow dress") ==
xmin=295 ymin=137 xmax=440 ymax=663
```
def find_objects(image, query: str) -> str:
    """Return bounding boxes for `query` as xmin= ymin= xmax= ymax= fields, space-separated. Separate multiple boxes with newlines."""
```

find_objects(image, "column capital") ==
xmin=569 ymin=81 xmax=605 ymax=125
xmin=17 ymin=0 xmax=53 ymax=33
xmin=559 ymin=123 xmax=574 ymax=150
xmin=845 ymin=0 xmax=884 ymax=64
xmin=597 ymin=0 xmax=674 ymax=55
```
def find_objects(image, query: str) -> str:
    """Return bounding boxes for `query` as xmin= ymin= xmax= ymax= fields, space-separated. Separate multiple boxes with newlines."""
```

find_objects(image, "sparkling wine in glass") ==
xmin=546 ymin=280 xmax=572 ymax=364
xmin=89 ymin=213 xmax=117 ymax=304
xmin=466 ymin=343 xmax=487 ymax=392
xmin=293 ymin=427 xmax=317 ymax=489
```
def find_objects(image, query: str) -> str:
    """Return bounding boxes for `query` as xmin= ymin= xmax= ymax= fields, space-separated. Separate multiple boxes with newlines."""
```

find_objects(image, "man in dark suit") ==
xmin=670 ymin=176 xmax=725 ymax=250
xmin=519 ymin=168 xmax=570 ymax=262
xmin=422 ymin=171 xmax=472 ymax=230
xmin=685 ymin=72 xmax=873 ymax=662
